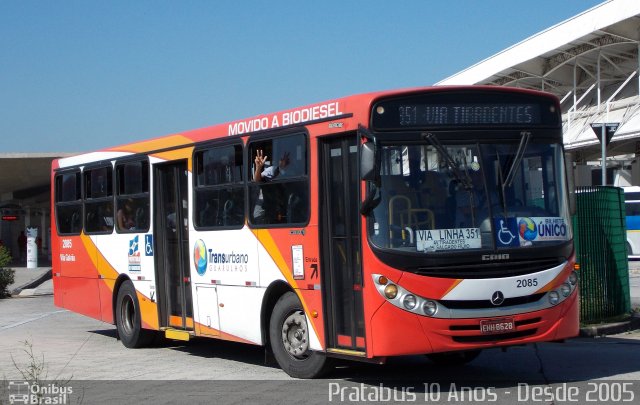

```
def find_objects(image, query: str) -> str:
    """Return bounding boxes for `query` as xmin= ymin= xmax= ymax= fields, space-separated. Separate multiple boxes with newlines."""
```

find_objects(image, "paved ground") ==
xmin=1 ymin=263 xmax=639 ymax=403
xmin=1 ymin=296 xmax=640 ymax=404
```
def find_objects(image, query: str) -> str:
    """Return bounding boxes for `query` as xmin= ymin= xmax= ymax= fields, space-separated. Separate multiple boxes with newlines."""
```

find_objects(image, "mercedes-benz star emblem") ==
xmin=491 ymin=291 xmax=505 ymax=306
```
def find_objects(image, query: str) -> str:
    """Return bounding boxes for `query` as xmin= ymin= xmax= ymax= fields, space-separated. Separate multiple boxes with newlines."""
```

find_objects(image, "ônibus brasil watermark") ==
xmin=7 ymin=381 xmax=72 ymax=405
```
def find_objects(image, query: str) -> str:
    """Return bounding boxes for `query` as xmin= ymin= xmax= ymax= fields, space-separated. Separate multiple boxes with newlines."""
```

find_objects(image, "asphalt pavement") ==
xmin=2 ymin=264 xmax=640 ymax=404
xmin=1 ymin=295 xmax=640 ymax=405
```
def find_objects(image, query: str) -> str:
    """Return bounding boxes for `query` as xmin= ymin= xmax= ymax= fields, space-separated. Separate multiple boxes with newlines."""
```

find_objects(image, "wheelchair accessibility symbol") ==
xmin=145 ymin=234 xmax=154 ymax=256
xmin=495 ymin=218 xmax=519 ymax=247
xmin=498 ymin=220 xmax=516 ymax=245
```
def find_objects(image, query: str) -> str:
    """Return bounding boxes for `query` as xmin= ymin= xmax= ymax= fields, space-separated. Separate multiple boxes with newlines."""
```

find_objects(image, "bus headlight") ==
xmin=422 ymin=300 xmax=437 ymax=316
xmin=372 ymin=274 xmax=441 ymax=317
xmin=560 ymin=283 xmax=571 ymax=297
xmin=403 ymin=294 xmax=417 ymax=310
xmin=384 ymin=284 xmax=398 ymax=299
xmin=568 ymin=271 xmax=578 ymax=286
xmin=548 ymin=291 xmax=560 ymax=305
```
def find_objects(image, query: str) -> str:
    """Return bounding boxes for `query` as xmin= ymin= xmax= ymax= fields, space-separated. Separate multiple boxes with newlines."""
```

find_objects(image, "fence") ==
xmin=574 ymin=186 xmax=631 ymax=323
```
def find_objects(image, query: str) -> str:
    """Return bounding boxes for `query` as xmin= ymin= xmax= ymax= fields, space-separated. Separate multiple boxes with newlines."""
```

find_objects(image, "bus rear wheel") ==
xmin=115 ymin=280 xmax=155 ymax=348
xmin=269 ymin=292 xmax=332 ymax=378
xmin=427 ymin=349 xmax=481 ymax=366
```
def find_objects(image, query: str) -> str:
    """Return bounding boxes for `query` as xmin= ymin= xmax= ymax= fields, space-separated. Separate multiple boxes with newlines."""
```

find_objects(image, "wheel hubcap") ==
xmin=281 ymin=310 xmax=310 ymax=359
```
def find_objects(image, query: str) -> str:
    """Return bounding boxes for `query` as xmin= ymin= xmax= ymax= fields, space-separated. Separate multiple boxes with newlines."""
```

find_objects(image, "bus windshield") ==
xmin=367 ymin=140 xmax=571 ymax=253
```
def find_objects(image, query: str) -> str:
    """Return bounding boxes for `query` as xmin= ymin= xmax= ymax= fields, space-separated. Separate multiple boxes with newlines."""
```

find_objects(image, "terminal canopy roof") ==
xmin=437 ymin=0 xmax=640 ymax=160
xmin=0 ymin=153 xmax=71 ymax=203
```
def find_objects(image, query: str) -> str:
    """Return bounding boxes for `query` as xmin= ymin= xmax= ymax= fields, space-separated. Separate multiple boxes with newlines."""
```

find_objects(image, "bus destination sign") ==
xmin=372 ymin=100 xmax=547 ymax=129
xmin=395 ymin=103 xmax=541 ymax=127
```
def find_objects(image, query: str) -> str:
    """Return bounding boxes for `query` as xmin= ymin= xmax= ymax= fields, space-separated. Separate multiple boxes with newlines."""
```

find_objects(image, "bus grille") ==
xmin=441 ymin=294 xmax=545 ymax=310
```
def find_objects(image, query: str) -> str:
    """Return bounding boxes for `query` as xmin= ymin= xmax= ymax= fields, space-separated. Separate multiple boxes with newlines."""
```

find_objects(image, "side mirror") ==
xmin=565 ymin=152 xmax=576 ymax=215
xmin=361 ymin=141 xmax=376 ymax=181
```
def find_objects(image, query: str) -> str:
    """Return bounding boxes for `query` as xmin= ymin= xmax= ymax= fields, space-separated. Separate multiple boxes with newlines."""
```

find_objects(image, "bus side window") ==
xmin=84 ymin=165 xmax=114 ymax=234
xmin=249 ymin=133 xmax=309 ymax=226
xmin=55 ymin=171 xmax=83 ymax=235
xmin=194 ymin=143 xmax=245 ymax=229
xmin=115 ymin=160 xmax=150 ymax=233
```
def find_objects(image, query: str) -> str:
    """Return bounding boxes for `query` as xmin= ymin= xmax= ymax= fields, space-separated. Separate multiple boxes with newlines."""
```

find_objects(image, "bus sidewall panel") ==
xmin=552 ymin=287 xmax=580 ymax=340
xmin=55 ymin=276 xmax=102 ymax=320
xmin=370 ymin=301 xmax=434 ymax=356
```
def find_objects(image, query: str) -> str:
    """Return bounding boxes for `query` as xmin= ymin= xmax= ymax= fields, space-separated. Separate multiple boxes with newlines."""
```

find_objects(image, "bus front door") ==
xmin=320 ymin=135 xmax=366 ymax=354
xmin=154 ymin=161 xmax=194 ymax=331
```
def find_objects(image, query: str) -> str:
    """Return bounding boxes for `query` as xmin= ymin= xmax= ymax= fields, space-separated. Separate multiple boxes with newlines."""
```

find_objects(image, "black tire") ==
xmin=427 ymin=349 xmax=482 ymax=366
xmin=115 ymin=280 xmax=155 ymax=348
xmin=269 ymin=292 xmax=332 ymax=378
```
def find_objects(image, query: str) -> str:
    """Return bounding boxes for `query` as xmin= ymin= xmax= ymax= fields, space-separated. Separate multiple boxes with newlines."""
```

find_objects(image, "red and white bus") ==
xmin=51 ymin=86 xmax=579 ymax=378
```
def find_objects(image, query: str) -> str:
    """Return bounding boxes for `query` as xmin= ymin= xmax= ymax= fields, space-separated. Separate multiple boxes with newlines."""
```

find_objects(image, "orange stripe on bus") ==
xmin=196 ymin=322 xmax=257 ymax=345
xmin=440 ymin=279 xmax=464 ymax=298
xmin=251 ymin=229 xmax=322 ymax=346
xmin=79 ymin=233 xmax=160 ymax=330
xmin=108 ymin=134 xmax=193 ymax=154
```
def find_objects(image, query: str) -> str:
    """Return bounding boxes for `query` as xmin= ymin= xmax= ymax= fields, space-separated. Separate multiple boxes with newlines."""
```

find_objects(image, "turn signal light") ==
xmin=376 ymin=275 xmax=388 ymax=285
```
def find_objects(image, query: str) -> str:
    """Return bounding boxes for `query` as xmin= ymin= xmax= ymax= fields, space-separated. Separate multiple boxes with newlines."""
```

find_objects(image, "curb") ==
xmin=10 ymin=269 xmax=52 ymax=296
xmin=579 ymin=312 xmax=640 ymax=337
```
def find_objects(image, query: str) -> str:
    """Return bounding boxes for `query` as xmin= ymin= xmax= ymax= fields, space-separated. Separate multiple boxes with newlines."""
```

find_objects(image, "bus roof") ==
xmin=55 ymin=85 xmax=558 ymax=169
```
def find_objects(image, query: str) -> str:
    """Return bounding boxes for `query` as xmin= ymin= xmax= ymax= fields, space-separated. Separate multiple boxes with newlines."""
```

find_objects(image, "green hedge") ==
xmin=0 ymin=245 xmax=14 ymax=298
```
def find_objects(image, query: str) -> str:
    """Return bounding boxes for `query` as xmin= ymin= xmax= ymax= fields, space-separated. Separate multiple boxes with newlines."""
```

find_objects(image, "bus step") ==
xmin=165 ymin=329 xmax=191 ymax=342
xmin=327 ymin=348 xmax=367 ymax=357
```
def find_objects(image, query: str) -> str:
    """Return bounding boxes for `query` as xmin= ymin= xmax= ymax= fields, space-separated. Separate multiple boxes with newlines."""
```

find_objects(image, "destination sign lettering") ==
xmin=396 ymin=103 xmax=541 ymax=127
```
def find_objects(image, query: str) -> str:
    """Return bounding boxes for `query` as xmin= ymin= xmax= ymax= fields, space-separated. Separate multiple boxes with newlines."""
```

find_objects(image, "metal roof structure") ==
xmin=437 ymin=0 xmax=640 ymax=162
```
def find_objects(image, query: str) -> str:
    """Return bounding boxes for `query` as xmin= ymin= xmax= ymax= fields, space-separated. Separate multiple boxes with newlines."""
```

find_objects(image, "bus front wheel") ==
xmin=115 ymin=280 xmax=155 ymax=348
xmin=269 ymin=292 xmax=332 ymax=378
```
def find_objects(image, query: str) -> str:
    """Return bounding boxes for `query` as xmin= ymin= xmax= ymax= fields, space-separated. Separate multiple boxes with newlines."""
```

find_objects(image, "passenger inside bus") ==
xmin=117 ymin=199 xmax=136 ymax=231
xmin=253 ymin=149 xmax=291 ymax=223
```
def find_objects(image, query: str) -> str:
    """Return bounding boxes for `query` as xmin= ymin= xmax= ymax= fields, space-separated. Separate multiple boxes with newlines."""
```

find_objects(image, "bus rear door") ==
xmin=153 ymin=160 xmax=194 ymax=331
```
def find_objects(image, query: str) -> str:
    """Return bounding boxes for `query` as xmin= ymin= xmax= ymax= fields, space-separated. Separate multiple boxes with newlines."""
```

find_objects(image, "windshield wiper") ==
xmin=503 ymin=131 xmax=531 ymax=188
xmin=495 ymin=131 xmax=531 ymax=217
xmin=424 ymin=132 xmax=480 ymax=225
xmin=495 ymin=150 xmax=509 ymax=217
xmin=423 ymin=132 xmax=472 ymax=190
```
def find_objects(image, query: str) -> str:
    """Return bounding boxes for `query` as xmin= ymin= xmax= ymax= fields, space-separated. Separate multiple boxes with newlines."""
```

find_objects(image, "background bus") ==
xmin=623 ymin=186 xmax=640 ymax=257
xmin=52 ymin=86 xmax=579 ymax=378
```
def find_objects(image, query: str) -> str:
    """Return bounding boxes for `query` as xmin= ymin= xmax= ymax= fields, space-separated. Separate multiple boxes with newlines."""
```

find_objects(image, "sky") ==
xmin=0 ymin=0 xmax=605 ymax=153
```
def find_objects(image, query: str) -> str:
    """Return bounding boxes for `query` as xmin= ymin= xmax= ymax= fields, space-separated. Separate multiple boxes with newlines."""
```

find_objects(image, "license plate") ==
xmin=480 ymin=317 xmax=515 ymax=334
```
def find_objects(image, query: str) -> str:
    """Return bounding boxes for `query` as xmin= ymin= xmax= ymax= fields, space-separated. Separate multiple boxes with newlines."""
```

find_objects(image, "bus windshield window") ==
xmin=367 ymin=141 xmax=571 ymax=253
